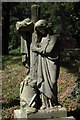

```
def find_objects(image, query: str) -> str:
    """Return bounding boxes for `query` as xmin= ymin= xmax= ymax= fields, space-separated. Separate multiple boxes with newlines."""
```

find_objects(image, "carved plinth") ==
xmin=14 ymin=106 xmax=68 ymax=119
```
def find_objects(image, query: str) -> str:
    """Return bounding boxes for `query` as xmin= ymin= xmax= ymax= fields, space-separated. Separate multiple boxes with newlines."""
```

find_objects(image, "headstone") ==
xmin=14 ymin=4 xmax=75 ymax=120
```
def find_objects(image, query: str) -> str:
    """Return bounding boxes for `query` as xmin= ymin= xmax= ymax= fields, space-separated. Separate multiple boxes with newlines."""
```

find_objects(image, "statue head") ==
xmin=34 ymin=19 xmax=48 ymax=37
xmin=16 ymin=18 xmax=34 ymax=32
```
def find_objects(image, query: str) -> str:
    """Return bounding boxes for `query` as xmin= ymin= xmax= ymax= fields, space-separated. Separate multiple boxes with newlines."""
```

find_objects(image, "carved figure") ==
xmin=32 ymin=19 xmax=60 ymax=109
xmin=16 ymin=18 xmax=60 ymax=113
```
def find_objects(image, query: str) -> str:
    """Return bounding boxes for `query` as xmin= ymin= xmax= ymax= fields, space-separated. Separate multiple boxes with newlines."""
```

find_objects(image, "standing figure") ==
xmin=32 ymin=19 xmax=60 ymax=109
xmin=16 ymin=18 xmax=38 ymax=113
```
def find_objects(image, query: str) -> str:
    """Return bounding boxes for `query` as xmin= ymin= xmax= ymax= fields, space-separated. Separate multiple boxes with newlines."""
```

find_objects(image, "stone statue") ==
xmin=16 ymin=18 xmax=60 ymax=113
xmin=14 ymin=5 xmax=74 ymax=119
xmin=16 ymin=18 xmax=38 ymax=114
xmin=16 ymin=18 xmax=34 ymax=74
xmin=31 ymin=19 xmax=60 ymax=109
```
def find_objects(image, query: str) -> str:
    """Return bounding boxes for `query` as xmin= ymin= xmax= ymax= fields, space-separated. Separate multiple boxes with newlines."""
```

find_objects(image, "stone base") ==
xmin=14 ymin=106 xmax=71 ymax=119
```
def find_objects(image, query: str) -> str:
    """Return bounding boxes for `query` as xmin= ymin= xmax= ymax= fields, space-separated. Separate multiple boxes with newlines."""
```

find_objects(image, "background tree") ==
xmin=65 ymin=2 xmax=80 ymax=47
xmin=9 ymin=2 xmax=32 ymax=52
xmin=2 ymin=2 xmax=80 ymax=55
xmin=2 ymin=2 xmax=10 ymax=55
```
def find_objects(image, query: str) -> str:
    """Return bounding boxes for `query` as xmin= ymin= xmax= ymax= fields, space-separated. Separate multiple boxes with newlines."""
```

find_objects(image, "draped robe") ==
xmin=37 ymin=34 xmax=60 ymax=102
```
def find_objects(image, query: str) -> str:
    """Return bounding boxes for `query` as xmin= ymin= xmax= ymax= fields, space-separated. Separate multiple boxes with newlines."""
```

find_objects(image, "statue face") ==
xmin=36 ymin=26 xmax=47 ymax=37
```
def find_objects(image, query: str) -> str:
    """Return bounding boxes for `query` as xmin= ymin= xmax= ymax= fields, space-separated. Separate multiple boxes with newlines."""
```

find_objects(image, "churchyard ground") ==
xmin=2 ymin=51 xmax=80 ymax=119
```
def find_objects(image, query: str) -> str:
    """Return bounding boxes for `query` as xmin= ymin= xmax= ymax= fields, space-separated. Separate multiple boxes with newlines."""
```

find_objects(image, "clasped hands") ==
xmin=31 ymin=44 xmax=41 ymax=53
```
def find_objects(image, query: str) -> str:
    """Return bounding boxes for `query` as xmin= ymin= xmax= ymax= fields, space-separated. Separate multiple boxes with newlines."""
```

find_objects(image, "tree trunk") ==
xmin=2 ymin=2 xmax=10 ymax=55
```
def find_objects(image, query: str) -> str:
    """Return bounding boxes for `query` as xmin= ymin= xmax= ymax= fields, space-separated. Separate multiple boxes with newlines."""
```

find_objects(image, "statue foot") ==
xmin=26 ymin=107 xmax=37 ymax=115
xmin=40 ymin=104 xmax=46 ymax=110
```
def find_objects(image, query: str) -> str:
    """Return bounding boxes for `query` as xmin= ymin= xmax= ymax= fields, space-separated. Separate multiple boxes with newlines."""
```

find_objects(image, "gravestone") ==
xmin=14 ymin=4 xmax=75 ymax=120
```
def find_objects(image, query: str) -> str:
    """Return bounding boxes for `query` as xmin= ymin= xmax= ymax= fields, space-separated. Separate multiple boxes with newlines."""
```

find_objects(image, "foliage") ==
xmin=64 ymin=3 xmax=80 ymax=47
xmin=9 ymin=2 xmax=80 ymax=53
xmin=40 ymin=3 xmax=60 ymax=33
xmin=9 ymin=46 xmax=21 ymax=55
xmin=9 ymin=3 xmax=33 ymax=51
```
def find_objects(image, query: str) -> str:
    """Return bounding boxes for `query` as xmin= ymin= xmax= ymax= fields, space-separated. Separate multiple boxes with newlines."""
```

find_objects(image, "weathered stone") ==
xmin=16 ymin=18 xmax=34 ymax=32
xmin=28 ymin=107 xmax=67 ymax=118
xmin=14 ymin=4 xmax=75 ymax=120
xmin=16 ymin=18 xmax=33 ymax=71
xmin=30 ymin=4 xmax=40 ymax=80
xmin=31 ymin=5 xmax=40 ymax=23
xmin=14 ymin=107 xmax=75 ymax=119
xmin=17 ymin=5 xmax=41 ymax=115
xmin=30 ymin=32 xmax=38 ymax=80
xmin=14 ymin=106 xmax=67 ymax=119
xmin=20 ymin=81 xmax=36 ymax=108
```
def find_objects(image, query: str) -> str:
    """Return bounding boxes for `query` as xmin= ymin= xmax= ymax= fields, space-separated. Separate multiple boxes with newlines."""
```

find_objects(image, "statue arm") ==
xmin=32 ymin=35 xmax=58 ymax=55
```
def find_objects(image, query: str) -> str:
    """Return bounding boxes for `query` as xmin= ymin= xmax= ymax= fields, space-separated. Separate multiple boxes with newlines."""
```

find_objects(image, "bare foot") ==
xmin=26 ymin=107 xmax=37 ymax=115
xmin=40 ymin=104 xmax=46 ymax=110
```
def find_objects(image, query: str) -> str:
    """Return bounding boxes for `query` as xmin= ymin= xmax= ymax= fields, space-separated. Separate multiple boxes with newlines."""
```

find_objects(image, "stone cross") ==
xmin=30 ymin=5 xmax=40 ymax=80
xmin=16 ymin=4 xmax=40 ymax=76
xmin=16 ymin=4 xmax=41 ymax=111
xmin=31 ymin=4 xmax=40 ymax=23
xmin=14 ymin=5 xmax=75 ymax=119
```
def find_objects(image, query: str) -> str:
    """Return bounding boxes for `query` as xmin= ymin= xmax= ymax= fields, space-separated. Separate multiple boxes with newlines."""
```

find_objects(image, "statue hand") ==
xmin=31 ymin=45 xmax=38 ymax=52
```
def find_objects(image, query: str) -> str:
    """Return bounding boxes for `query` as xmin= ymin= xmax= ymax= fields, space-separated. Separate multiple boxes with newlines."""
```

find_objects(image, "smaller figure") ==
xmin=16 ymin=18 xmax=38 ymax=114
xmin=16 ymin=18 xmax=34 ymax=74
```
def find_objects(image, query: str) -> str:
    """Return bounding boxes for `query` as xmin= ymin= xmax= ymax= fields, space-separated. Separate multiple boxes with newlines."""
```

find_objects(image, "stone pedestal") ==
xmin=14 ymin=106 xmax=71 ymax=119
